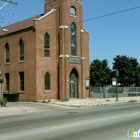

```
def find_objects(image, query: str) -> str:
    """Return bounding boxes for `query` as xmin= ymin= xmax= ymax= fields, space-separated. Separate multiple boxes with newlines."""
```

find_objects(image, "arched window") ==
xmin=44 ymin=33 xmax=50 ymax=57
xmin=71 ymin=23 xmax=77 ymax=56
xmin=70 ymin=6 xmax=76 ymax=16
xmin=5 ymin=43 xmax=10 ymax=63
xmin=45 ymin=72 xmax=50 ymax=90
xmin=19 ymin=39 xmax=24 ymax=61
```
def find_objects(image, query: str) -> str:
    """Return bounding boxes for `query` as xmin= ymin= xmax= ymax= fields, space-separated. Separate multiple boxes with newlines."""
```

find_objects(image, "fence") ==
xmin=90 ymin=87 xmax=140 ymax=99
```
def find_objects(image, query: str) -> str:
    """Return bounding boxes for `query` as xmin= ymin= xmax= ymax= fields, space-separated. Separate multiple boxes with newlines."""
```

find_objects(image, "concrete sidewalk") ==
xmin=0 ymin=107 xmax=25 ymax=117
xmin=0 ymin=97 xmax=140 ymax=117
xmin=50 ymin=97 xmax=140 ymax=107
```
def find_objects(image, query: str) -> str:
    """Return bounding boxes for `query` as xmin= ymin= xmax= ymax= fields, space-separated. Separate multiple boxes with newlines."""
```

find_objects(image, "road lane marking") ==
xmin=49 ymin=122 xmax=80 ymax=130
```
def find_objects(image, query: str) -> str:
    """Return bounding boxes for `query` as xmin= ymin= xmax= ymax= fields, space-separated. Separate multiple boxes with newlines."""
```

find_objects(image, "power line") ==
xmin=0 ymin=0 xmax=17 ymax=26
xmin=2 ymin=2 xmax=140 ymax=25
xmin=1 ymin=1 xmax=140 ymax=26
xmin=0 ymin=0 xmax=69 ymax=20
xmin=1 ymin=2 xmax=140 ymax=35
xmin=83 ymin=5 xmax=140 ymax=22
xmin=35 ymin=5 xmax=140 ymax=34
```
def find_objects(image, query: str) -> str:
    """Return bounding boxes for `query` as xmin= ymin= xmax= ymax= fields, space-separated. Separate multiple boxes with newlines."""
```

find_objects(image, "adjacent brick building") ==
xmin=0 ymin=0 xmax=89 ymax=101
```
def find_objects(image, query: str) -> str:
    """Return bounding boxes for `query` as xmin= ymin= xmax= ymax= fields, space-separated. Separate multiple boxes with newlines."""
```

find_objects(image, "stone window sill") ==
xmin=70 ymin=15 xmax=77 ymax=17
xmin=18 ymin=91 xmax=24 ymax=94
xmin=44 ymin=57 xmax=51 ymax=60
xmin=18 ymin=61 xmax=25 ymax=63
xmin=4 ymin=63 xmax=10 ymax=66
xmin=44 ymin=90 xmax=51 ymax=93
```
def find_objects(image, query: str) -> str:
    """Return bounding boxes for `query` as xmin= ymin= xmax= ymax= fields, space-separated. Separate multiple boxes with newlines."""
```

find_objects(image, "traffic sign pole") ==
xmin=113 ymin=69 xmax=119 ymax=102
xmin=116 ymin=77 xmax=119 ymax=101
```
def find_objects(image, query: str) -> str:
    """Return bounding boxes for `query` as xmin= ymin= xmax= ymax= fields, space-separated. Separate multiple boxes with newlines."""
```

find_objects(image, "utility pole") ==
xmin=0 ymin=0 xmax=17 ymax=26
xmin=1 ymin=0 xmax=17 ymax=5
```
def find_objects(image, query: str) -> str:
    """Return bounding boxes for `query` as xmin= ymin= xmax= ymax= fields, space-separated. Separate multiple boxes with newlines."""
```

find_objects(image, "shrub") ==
xmin=128 ymin=100 xmax=137 ymax=103
xmin=42 ymin=100 xmax=50 ymax=103
xmin=0 ymin=98 xmax=7 ymax=107
xmin=33 ymin=100 xmax=38 ymax=102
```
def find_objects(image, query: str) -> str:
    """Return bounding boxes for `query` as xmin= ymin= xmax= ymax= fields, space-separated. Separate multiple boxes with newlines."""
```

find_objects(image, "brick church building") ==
xmin=0 ymin=0 xmax=89 ymax=101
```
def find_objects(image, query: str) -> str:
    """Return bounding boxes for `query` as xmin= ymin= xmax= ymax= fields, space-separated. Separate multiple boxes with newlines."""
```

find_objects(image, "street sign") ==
xmin=112 ymin=77 xmax=116 ymax=86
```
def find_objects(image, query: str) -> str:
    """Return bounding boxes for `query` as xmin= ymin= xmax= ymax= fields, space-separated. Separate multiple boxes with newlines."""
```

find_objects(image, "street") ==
xmin=0 ymin=103 xmax=140 ymax=140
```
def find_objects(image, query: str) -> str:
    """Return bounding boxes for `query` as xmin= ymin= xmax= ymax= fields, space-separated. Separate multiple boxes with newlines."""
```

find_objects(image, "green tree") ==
xmin=90 ymin=59 xmax=111 ymax=87
xmin=113 ymin=55 xmax=140 ymax=86
xmin=136 ymin=65 xmax=140 ymax=86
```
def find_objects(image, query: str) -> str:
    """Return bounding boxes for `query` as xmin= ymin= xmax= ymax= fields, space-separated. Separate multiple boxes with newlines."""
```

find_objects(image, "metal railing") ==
xmin=90 ymin=87 xmax=140 ymax=98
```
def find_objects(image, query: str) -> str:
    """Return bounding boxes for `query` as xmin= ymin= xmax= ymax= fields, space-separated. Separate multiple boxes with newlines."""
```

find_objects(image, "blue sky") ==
xmin=1 ymin=0 xmax=140 ymax=68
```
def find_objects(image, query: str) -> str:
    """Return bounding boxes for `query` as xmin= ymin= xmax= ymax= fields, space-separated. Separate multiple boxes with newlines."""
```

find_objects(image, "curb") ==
xmin=50 ymin=101 xmax=140 ymax=108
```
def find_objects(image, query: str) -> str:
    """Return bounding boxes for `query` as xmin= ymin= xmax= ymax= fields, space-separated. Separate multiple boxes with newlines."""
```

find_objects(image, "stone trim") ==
xmin=34 ymin=9 xmax=56 ymax=21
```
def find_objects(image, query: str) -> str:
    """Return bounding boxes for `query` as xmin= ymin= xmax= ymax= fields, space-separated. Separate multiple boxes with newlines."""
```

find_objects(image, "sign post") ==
xmin=85 ymin=77 xmax=90 ymax=88
xmin=112 ymin=77 xmax=116 ymax=86
xmin=113 ymin=69 xmax=119 ymax=102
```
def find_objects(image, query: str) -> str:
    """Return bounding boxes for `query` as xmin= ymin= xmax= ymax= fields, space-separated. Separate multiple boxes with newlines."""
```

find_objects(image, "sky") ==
xmin=0 ymin=0 xmax=140 ymax=69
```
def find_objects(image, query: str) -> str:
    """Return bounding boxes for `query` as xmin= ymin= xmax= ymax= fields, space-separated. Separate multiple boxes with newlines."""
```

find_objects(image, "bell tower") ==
xmin=44 ymin=0 xmax=89 ymax=100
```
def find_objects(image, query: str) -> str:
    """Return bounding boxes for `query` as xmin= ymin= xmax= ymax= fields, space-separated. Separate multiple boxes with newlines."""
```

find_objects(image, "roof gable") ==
xmin=0 ymin=8 xmax=56 ymax=36
xmin=34 ymin=9 xmax=56 ymax=21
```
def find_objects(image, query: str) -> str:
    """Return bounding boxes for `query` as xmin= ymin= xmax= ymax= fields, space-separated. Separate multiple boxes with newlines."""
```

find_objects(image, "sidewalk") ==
xmin=0 ymin=97 xmax=140 ymax=117
xmin=0 ymin=107 xmax=25 ymax=117
xmin=50 ymin=97 xmax=140 ymax=107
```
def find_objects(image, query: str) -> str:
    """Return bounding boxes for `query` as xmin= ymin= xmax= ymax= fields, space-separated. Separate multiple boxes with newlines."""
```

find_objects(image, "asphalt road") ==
xmin=0 ymin=103 xmax=140 ymax=140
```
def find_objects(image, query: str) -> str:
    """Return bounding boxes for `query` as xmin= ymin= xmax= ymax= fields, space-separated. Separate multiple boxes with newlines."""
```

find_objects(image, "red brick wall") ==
xmin=0 ymin=30 xmax=37 ymax=101
xmin=34 ymin=11 xmax=59 ymax=100
xmin=0 ymin=0 xmax=89 ymax=101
